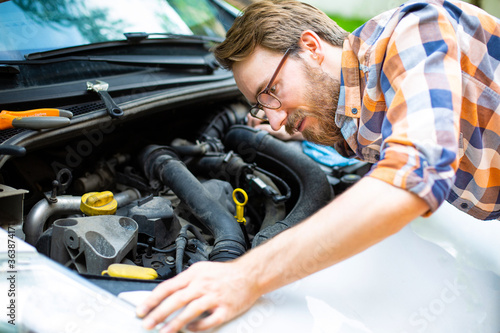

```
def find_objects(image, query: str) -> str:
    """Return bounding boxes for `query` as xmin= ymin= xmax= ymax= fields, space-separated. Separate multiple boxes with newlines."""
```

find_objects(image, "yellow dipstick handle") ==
xmin=80 ymin=191 xmax=117 ymax=216
xmin=232 ymin=188 xmax=248 ymax=225
xmin=102 ymin=263 xmax=158 ymax=280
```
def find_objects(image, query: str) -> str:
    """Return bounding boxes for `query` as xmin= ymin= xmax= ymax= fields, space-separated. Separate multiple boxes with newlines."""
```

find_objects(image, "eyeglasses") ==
xmin=249 ymin=49 xmax=292 ymax=121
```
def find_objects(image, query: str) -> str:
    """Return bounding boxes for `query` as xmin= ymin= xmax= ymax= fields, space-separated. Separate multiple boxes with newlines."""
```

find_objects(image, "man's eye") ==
xmin=270 ymin=85 xmax=277 ymax=93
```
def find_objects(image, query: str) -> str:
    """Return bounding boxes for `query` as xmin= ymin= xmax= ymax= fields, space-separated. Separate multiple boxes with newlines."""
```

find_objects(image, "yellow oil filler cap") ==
xmin=80 ymin=191 xmax=117 ymax=216
xmin=102 ymin=263 xmax=158 ymax=280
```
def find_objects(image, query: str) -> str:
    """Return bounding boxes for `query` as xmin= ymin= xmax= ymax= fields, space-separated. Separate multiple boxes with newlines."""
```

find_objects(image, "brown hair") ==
xmin=213 ymin=0 xmax=349 ymax=69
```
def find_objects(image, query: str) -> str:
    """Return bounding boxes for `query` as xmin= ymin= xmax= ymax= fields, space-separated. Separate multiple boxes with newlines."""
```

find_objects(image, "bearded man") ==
xmin=137 ymin=1 xmax=500 ymax=332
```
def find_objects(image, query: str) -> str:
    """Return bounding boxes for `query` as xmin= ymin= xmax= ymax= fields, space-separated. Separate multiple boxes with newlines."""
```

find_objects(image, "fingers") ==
xmin=246 ymin=114 xmax=264 ymax=128
xmin=254 ymin=123 xmax=274 ymax=132
xmin=136 ymin=261 xmax=252 ymax=332
xmin=246 ymin=112 xmax=302 ymax=141
xmin=158 ymin=296 xmax=219 ymax=333
xmin=142 ymin=294 xmax=221 ymax=333
xmin=254 ymin=124 xmax=288 ymax=140
xmin=136 ymin=275 xmax=189 ymax=318
xmin=187 ymin=308 xmax=227 ymax=332
xmin=140 ymin=285 xmax=200 ymax=330
xmin=255 ymin=124 xmax=305 ymax=141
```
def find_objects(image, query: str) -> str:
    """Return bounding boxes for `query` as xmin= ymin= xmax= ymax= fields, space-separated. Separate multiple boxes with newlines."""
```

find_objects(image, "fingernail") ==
xmin=142 ymin=318 xmax=155 ymax=329
xmin=159 ymin=325 xmax=174 ymax=333
xmin=136 ymin=306 xmax=145 ymax=317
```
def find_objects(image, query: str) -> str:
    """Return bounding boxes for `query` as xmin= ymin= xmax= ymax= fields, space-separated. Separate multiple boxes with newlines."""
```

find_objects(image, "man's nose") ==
xmin=265 ymin=108 xmax=287 ymax=131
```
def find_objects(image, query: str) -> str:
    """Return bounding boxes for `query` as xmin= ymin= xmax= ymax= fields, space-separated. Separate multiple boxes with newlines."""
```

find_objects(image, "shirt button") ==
xmin=351 ymin=108 xmax=358 ymax=115
xmin=460 ymin=203 xmax=468 ymax=209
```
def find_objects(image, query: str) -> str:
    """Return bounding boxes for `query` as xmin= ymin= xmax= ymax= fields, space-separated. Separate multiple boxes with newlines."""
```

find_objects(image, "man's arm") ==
xmin=136 ymin=177 xmax=429 ymax=332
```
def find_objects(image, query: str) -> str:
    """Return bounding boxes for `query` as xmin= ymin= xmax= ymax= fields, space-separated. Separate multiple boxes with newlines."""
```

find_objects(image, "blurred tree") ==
xmin=224 ymin=0 xmax=254 ymax=9
xmin=329 ymin=15 xmax=367 ymax=32
xmin=167 ymin=0 xmax=226 ymax=36
xmin=470 ymin=0 xmax=482 ymax=7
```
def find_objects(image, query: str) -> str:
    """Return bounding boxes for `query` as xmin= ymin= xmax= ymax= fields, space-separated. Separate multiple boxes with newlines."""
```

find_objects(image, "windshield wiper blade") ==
xmin=25 ymin=40 xmax=129 ymax=60
xmin=89 ymin=54 xmax=219 ymax=73
xmin=123 ymin=32 xmax=224 ymax=44
xmin=2 ymin=54 xmax=220 ymax=73
xmin=24 ymin=33 xmax=222 ymax=61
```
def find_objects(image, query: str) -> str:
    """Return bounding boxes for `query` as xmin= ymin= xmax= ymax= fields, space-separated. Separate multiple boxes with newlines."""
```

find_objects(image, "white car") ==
xmin=0 ymin=0 xmax=498 ymax=332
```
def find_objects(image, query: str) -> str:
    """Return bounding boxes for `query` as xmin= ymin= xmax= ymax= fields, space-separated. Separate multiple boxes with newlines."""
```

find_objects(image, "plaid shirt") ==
xmin=335 ymin=0 xmax=500 ymax=220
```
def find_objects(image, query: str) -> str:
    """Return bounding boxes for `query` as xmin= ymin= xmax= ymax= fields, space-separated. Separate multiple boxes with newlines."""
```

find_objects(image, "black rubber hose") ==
xmin=139 ymin=145 xmax=247 ymax=261
xmin=137 ymin=243 xmax=176 ymax=254
xmin=170 ymin=143 xmax=208 ymax=156
xmin=175 ymin=234 xmax=188 ymax=274
xmin=223 ymin=126 xmax=333 ymax=247
xmin=175 ymin=224 xmax=209 ymax=274
xmin=188 ymin=152 xmax=252 ymax=188
xmin=254 ymin=166 xmax=292 ymax=203
xmin=199 ymin=105 xmax=246 ymax=141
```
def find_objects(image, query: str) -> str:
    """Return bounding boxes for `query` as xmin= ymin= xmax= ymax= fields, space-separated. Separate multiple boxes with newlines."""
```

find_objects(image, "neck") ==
xmin=321 ymin=45 xmax=343 ymax=81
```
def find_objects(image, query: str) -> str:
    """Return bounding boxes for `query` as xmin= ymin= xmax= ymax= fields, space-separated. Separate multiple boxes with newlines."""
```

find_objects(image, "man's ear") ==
xmin=299 ymin=30 xmax=324 ymax=64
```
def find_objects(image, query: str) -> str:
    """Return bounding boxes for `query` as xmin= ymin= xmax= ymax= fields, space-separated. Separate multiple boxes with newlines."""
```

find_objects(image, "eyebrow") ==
xmin=254 ymin=68 xmax=279 ymax=103
xmin=251 ymin=48 xmax=291 ymax=104
xmin=254 ymin=79 xmax=268 ymax=102
xmin=248 ymin=76 xmax=270 ymax=105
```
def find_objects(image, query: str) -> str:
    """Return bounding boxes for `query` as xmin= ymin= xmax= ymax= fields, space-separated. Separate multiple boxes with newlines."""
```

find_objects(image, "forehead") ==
xmin=232 ymin=47 xmax=286 ymax=102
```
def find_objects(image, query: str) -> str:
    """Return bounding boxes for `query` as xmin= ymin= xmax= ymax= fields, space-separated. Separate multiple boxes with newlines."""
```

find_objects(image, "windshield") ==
xmin=0 ymin=0 xmax=228 ymax=60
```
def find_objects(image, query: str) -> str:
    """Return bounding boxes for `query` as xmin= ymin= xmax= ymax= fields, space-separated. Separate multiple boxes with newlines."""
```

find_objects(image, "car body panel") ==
xmin=208 ymin=202 xmax=500 ymax=332
xmin=1 ymin=1 xmax=499 ymax=332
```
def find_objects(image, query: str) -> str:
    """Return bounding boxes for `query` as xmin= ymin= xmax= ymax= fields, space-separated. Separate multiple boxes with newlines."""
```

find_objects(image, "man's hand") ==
xmin=136 ymin=261 xmax=261 ymax=333
xmin=247 ymin=115 xmax=304 ymax=141
xmin=136 ymin=178 xmax=429 ymax=332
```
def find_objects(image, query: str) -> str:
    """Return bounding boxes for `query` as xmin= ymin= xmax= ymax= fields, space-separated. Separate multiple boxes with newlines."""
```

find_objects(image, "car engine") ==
xmin=0 ymin=98 xmax=359 ymax=288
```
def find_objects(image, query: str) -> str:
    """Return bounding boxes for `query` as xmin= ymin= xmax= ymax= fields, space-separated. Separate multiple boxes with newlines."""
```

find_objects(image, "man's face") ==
xmin=285 ymin=60 xmax=343 ymax=146
xmin=233 ymin=46 xmax=343 ymax=146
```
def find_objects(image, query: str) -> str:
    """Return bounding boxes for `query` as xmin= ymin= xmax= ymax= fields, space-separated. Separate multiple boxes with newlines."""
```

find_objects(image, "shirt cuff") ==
xmin=367 ymin=165 xmax=439 ymax=217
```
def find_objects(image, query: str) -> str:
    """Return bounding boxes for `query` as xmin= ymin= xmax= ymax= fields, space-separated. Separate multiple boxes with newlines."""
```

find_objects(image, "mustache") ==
xmin=285 ymin=109 xmax=305 ymax=135
xmin=281 ymin=59 xmax=343 ymax=146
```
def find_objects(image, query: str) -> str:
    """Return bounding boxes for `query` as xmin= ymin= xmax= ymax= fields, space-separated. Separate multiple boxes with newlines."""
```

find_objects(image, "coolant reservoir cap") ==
xmin=80 ymin=191 xmax=117 ymax=216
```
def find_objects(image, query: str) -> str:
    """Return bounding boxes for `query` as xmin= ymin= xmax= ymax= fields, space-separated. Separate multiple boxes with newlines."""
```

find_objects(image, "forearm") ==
xmin=237 ymin=176 xmax=429 ymax=295
xmin=137 ymin=177 xmax=429 ymax=332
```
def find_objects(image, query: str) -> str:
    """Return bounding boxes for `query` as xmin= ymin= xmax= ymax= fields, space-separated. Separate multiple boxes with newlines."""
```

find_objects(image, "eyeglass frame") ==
xmin=249 ymin=48 xmax=292 ymax=121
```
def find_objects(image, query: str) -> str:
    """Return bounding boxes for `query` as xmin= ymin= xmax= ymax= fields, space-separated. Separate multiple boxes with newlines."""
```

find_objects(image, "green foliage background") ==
xmin=328 ymin=14 xmax=368 ymax=32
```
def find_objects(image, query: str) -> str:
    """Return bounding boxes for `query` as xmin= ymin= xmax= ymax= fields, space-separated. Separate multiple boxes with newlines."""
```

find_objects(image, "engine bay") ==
xmin=0 ymin=99 xmax=364 ymax=289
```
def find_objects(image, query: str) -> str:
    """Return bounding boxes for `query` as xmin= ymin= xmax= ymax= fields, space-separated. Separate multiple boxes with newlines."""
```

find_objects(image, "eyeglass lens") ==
xmin=257 ymin=93 xmax=280 ymax=108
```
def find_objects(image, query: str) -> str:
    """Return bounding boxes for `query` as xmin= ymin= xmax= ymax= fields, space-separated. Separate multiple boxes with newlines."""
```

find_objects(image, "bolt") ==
xmin=145 ymin=237 xmax=154 ymax=258
xmin=48 ymin=180 xmax=59 ymax=203
xmin=165 ymin=256 xmax=175 ymax=265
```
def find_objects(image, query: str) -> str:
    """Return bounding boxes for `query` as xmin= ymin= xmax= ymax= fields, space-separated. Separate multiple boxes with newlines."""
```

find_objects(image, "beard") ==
xmin=284 ymin=61 xmax=343 ymax=147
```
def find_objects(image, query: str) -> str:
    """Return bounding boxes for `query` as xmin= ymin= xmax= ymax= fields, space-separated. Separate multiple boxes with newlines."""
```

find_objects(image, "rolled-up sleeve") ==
xmin=366 ymin=2 xmax=463 ymax=213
